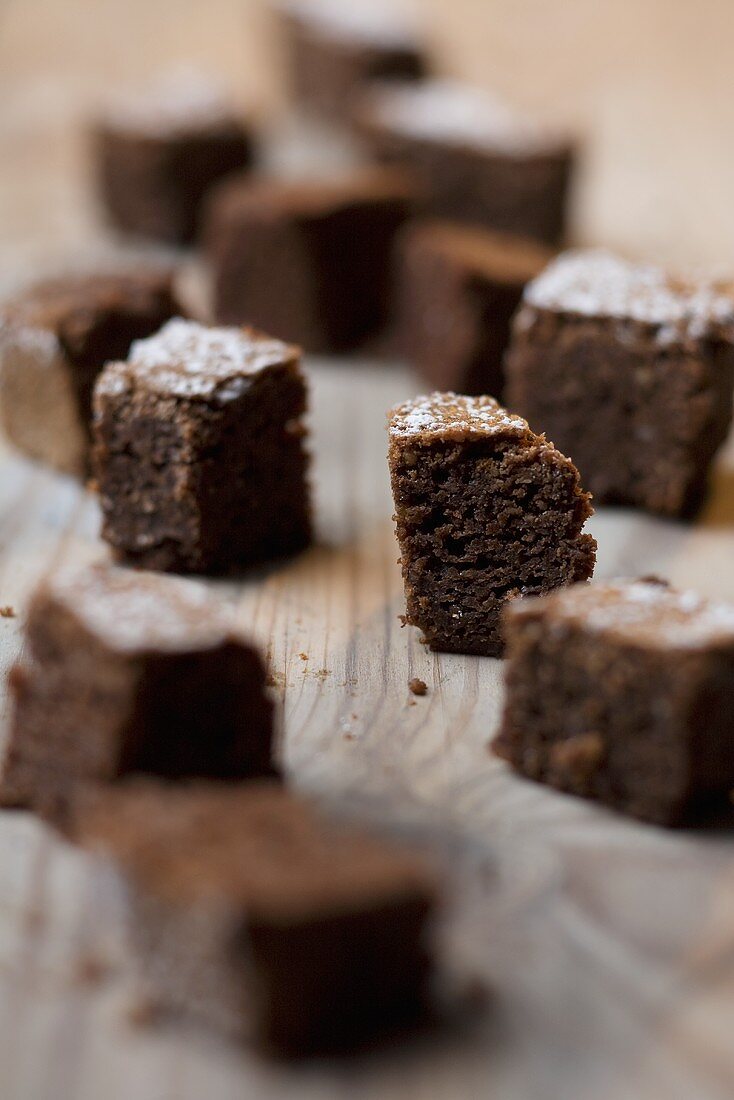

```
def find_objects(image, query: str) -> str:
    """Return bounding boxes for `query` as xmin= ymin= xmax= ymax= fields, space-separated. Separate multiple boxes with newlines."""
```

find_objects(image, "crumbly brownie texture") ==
xmin=78 ymin=779 xmax=437 ymax=1056
xmin=355 ymin=80 xmax=574 ymax=245
xmin=388 ymin=392 xmax=596 ymax=657
xmin=395 ymin=221 xmax=553 ymax=398
xmin=92 ymin=319 xmax=311 ymax=574
xmin=205 ymin=168 xmax=415 ymax=352
xmin=93 ymin=72 xmax=253 ymax=244
xmin=276 ymin=0 xmax=427 ymax=122
xmin=0 ymin=269 xmax=179 ymax=476
xmin=0 ymin=564 xmax=275 ymax=827
xmin=493 ymin=580 xmax=734 ymax=826
xmin=505 ymin=250 xmax=734 ymax=517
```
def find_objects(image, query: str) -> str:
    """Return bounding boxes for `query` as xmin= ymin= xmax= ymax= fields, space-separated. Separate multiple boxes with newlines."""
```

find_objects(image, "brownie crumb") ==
xmin=408 ymin=677 xmax=428 ymax=696
xmin=0 ymin=606 xmax=15 ymax=618
xmin=298 ymin=652 xmax=308 ymax=661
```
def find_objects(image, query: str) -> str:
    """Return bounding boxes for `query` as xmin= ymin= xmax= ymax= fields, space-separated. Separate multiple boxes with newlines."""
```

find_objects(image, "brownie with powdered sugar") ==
xmin=92 ymin=319 xmax=311 ymax=573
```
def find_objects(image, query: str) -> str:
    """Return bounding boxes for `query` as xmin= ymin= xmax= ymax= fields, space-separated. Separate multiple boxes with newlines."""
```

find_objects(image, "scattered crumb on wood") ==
xmin=343 ymin=732 xmax=356 ymax=741
xmin=74 ymin=953 xmax=110 ymax=987
xmin=265 ymin=670 xmax=285 ymax=689
xmin=0 ymin=606 xmax=16 ymax=618
xmin=298 ymin=652 xmax=308 ymax=661
xmin=315 ymin=668 xmax=330 ymax=680
xmin=408 ymin=677 xmax=428 ymax=696
xmin=126 ymin=996 xmax=159 ymax=1028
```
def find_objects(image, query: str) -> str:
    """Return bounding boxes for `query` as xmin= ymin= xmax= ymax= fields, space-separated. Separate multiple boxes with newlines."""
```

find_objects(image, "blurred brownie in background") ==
xmin=395 ymin=221 xmax=553 ymax=398
xmin=0 ymin=267 xmax=179 ymax=477
xmin=388 ymin=392 xmax=596 ymax=657
xmin=79 ymin=779 xmax=438 ymax=1056
xmin=93 ymin=71 xmax=254 ymax=245
xmin=355 ymin=79 xmax=574 ymax=245
xmin=494 ymin=579 xmax=734 ymax=826
xmin=1 ymin=564 xmax=276 ymax=828
xmin=506 ymin=250 xmax=734 ymax=517
xmin=274 ymin=0 xmax=427 ymax=124
xmin=93 ymin=319 xmax=311 ymax=574
xmin=204 ymin=168 xmax=416 ymax=352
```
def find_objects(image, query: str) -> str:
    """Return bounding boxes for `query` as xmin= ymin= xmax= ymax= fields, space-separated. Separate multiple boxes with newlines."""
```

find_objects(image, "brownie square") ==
xmin=92 ymin=319 xmax=311 ymax=574
xmin=204 ymin=168 xmax=415 ymax=353
xmin=78 ymin=780 xmax=438 ymax=1056
xmin=355 ymin=79 xmax=574 ymax=245
xmin=92 ymin=73 xmax=254 ymax=244
xmin=388 ymin=392 xmax=596 ymax=657
xmin=275 ymin=0 xmax=427 ymax=123
xmin=1 ymin=564 xmax=276 ymax=827
xmin=395 ymin=220 xmax=553 ymax=398
xmin=493 ymin=580 xmax=734 ymax=826
xmin=505 ymin=250 xmax=734 ymax=517
xmin=0 ymin=268 xmax=179 ymax=476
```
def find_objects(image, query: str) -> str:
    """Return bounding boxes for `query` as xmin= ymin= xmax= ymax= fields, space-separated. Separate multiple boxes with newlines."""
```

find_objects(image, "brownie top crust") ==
xmin=97 ymin=70 xmax=244 ymax=137
xmin=522 ymin=249 xmax=734 ymax=342
xmin=0 ymin=269 xmax=175 ymax=340
xmin=405 ymin=221 xmax=554 ymax=285
xmin=276 ymin=0 xmax=420 ymax=46
xmin=98 ymin=318 xmax=300 ymax=401
xmin=509 ymin=580 xmax=734 ymax=650
xmin=207 ymin=167 xmax=416 ymax=221
xmin=37 ymin=562 xmax=244 ymax=654
xmin=358 ymin=79 xmax=572 ymax=156
xmin=389 ymin=392 xmax=529 ymax=442
xmin=79 ymin=780 xmax=437 ymax=916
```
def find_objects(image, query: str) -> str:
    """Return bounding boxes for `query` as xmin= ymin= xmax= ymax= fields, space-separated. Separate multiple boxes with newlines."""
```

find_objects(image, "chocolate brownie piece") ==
xmin=204 ymin=168 xmax=415 ymax=352
xmin=355 ymin=80 xmax=574 ymax=245
xmin=493 ymin=579 xmax=734 ymax=826
xmin=275 ymin=0 xmax=427 ymax=123
xmin=395 ymin=221 xmax=553 ymax=398
xmin=388 ymin=393 xmax=596 ymax=656
xmin=0 ymin=269 xmax=179 ymax=476
xmin=505 ymin=250 xmax=734 ymax=517
xmin=78 ymin=779 xmax=437 ymax=1056
xmin=0 ymin=564 xmax=276 ymax=827
xmin=93 ymin=72 xmax=254 ymax=244
xmin=92 ymin=319 xmax=311 ymax=574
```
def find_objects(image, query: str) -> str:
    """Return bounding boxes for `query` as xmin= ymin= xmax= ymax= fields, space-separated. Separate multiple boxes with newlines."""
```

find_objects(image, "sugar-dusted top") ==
xmin=361 ymin=79 xmax=570 ymax=156
xmin=389 ymin=391 xmax=529 ymax=443
xmin=523 ymin=249 xmax=734 ymax=340
xmin=98 ymin=318 xmax=299 ymax=401
xmin=512 ymin=579 xmax=734 ymax=650
xmin=79 ymin=780 xmax=437 ymax=915
xmin=278 ymin=0 xmax=420 ymax=48
xmin=99 ymin=69 xmax=242 ymax=137
xmin=38 ymin=562 xmax=244 ymax=655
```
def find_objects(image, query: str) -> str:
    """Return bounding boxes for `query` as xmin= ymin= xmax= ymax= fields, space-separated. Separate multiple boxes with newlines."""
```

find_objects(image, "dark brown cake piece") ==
xmin=388 ymin=392 xmax=596 ymax=657
xmin=395 ymin=221 xmax=553 ymax=398
xmin=78 ymin=779 xmax=438 ymax=1056
xmin=493 ymin=580 xmax=734 ymax=826
xmin=275 ymin=0 xmax=427 ymax=123
xmin=92 ymin=72 xmax=254 ymax=245
xmin=92 ymin=319 xmax=311 ymax=574
xmin=204 ymin=168 xmax=415 ymax=353
xmin=0 ymin=269 xmax=179 ymax=476
xmin=0 ymin=564 xmax=276 ymax=827
xmin=505 ymin=250 xmax=734 ymax=517
xmin=355 ymin=79 xmax=574 ymax=245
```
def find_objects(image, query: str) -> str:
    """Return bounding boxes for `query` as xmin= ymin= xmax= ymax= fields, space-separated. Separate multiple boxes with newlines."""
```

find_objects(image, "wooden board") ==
xmin=2 ymin=1 xmax=734 ymax=1095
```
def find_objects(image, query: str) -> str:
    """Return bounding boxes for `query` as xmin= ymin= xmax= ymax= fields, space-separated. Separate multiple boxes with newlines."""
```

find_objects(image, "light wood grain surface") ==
xmin=1 ymin=2 xmax=734 ymax=1098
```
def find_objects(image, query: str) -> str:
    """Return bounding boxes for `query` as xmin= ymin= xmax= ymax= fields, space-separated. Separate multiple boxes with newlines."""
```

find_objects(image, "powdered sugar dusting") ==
xmin=279 ymin=0 xmax=419 ymax=46
xmin=390 ymin=391 xmax=528 ymax=439
xmin=101 ymin=69 xmax=241 ymax=137
xmin=364 ymin=79 xmax=569 ymax=155
xmin=529 ymin=580 xmax=734 ymax=649
xmin=120 ymin=318 xmax=297 ymax=400
xmin=47 ymin=564 xmax=242 ymax=654
xmin=524 ymin=250 xmax=734 ymax=341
